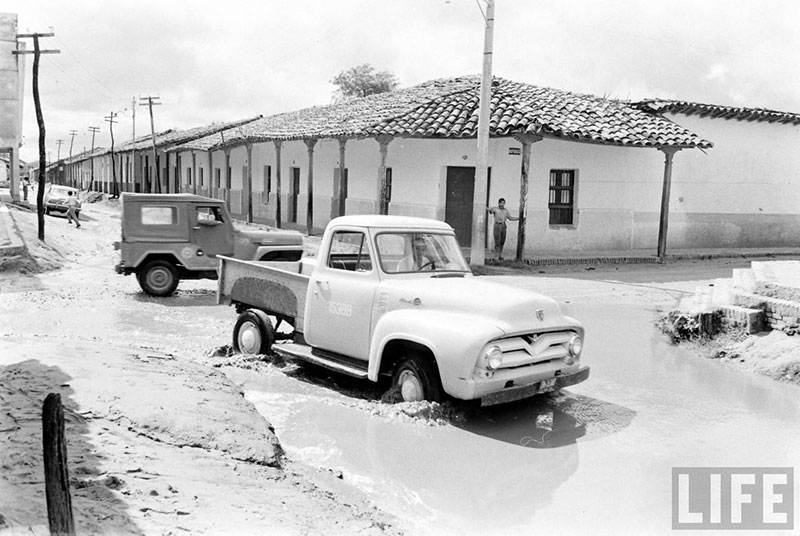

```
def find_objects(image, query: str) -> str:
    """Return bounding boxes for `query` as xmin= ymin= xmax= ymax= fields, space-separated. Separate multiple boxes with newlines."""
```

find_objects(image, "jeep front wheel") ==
xmin=137 ymin=260 xmax=179 ymax=297
xmin=233 ymin=309 xmax=275 ymax=355
xmin=391 ymin=353 xmax=443 ymax=403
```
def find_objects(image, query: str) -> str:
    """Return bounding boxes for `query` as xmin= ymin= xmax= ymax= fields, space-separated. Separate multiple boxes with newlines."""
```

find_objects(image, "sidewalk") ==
xmin=487 ymin=246 xmax=800 ymax=267
xmin=0 ymin=200 xmax=26 ymax=259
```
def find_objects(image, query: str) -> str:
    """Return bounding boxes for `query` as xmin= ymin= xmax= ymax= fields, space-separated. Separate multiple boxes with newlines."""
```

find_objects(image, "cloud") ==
xmin=704 ymin=63 xmax=729 ymax=83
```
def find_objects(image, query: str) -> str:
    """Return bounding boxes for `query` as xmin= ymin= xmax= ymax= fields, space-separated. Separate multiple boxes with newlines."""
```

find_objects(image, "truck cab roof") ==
xmin=329 ymin=215 xmax=454 ymax=231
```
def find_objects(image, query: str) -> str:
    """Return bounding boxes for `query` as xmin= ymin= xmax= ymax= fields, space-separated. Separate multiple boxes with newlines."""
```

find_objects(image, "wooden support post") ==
xmin=274 ymin=141 xmax=283 ymax=228
xmin=513 ymin=133 xmax=543 ymax=261
xmin=336 ymin=138 xmax=347 ymax=217
xmin=192 ymin=152 xmax=198 ymax=196
xmin=245 ymin=142 xmax=254 ymax=223
xmin=42 ymin=393 xmax=75 ymax=536
xmin=376 ymin=135 xmax=393 ymax=215
xmin=305 ymin=138 xmax=317 ymax=235
xmin=656 ymin=147 xmax=681 ymax=263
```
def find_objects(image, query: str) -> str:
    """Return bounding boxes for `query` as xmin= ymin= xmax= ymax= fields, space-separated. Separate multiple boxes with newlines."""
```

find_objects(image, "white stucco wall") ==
xmin=141 ymin=112 xmax=800 ymax=254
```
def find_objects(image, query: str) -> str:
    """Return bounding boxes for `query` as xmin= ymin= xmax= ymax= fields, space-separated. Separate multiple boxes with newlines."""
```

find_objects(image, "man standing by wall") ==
xmin=487 ymin=198 xmax=518 ymax=260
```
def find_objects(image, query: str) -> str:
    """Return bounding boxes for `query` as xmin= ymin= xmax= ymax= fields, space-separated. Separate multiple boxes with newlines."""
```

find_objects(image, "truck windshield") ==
xmin=376 ymin=232 xmax=470 ymax=274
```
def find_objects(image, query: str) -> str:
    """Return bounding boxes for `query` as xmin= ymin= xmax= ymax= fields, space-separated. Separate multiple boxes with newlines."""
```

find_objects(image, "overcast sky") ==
xmin=7 ymin=0 xmax=800 ymax=163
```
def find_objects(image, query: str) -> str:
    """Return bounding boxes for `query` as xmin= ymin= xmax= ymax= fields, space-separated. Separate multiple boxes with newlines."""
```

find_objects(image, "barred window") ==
xmin=549 ymin=169 xmax=576 ymax=225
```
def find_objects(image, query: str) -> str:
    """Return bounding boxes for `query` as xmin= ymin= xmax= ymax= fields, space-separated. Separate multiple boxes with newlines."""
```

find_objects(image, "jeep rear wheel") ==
xmin=233 ymin=309 xmax=275 ymax=355
xmin=391 ymin=353 xmax=443 ymax=403
xmin=137 ymin=260 xmax=179 ymax=297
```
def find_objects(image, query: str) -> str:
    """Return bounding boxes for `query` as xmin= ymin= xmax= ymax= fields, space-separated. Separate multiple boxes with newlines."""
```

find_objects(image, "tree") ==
xmin=330 ymin=64 xmax=399 ymax=100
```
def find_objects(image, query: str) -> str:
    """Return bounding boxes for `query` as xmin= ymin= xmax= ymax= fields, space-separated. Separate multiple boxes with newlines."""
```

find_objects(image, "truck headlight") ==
xmin=564 ymin=334 xmax=583 ymax=365
xmin=484 ymin=346 xmax=503 ymax=370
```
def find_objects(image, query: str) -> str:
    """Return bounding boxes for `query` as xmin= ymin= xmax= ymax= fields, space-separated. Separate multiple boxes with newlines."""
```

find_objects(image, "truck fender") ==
xmin=368 ymin=309 xmax=504 ymax=395
xmin=253 ymin=245 xmax=304 ymax=261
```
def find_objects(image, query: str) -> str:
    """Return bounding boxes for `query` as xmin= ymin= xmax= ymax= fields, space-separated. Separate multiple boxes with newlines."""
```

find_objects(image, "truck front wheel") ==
xmin=233 ymin=309 xmax=275 ymax=355
xmin=137 ymin=260 xmax=179 ymax=297
xmin=391 ymin=353 xmax=443 ymax=403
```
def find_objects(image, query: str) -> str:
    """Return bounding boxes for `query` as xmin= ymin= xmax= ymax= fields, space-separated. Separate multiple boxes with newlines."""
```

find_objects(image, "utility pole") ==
xmin=55 ymin=139 xmax=64 ymax=184
xmin=105 ymin=111 xmax=119 ymax=198
xmin=470 ymin=0 xmax=494 ymax=266
xmin=14 ymin=32 xmax=60 ymax=241
xmin=139 ymin=96 xmax=161 ymax=193
xmin=131 ymin=96 xmax=137 ymax=192
xmin=68 ymin=130 xmax=77 ymax=187
xmin=88 ymin=126 xmax=100 ymax=192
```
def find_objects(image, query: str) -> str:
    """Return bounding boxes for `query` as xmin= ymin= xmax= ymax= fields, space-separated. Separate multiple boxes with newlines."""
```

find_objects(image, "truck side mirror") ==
xmin=198 ymin=219 xmax=221 ymax=227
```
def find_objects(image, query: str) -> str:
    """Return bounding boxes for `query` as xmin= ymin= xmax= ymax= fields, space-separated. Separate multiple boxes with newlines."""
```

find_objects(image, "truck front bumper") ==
xmin=480 ymin=365 xmax=590 ymax=407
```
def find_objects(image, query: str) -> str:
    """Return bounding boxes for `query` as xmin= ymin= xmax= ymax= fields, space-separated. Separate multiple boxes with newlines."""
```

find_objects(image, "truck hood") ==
xmin=236 ymin=228 xmax=303 ymax=246
xmin=381 ymin=277 xmax=573 ymax=334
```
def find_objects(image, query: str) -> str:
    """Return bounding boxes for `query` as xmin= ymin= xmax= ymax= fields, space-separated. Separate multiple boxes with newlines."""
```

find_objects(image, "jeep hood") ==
xmin=236 ymin=228 xmax=303 ymax=246
xmin=382 ymin=277 xmax=573 ymax=334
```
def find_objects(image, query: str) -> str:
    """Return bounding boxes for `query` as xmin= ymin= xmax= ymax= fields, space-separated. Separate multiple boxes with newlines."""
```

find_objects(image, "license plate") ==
xmin=538 ymin=377 xmax=557 ymax=392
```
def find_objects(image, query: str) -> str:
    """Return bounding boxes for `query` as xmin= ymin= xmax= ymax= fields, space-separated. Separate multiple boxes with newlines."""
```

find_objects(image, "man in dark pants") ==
xmin=487 ymin=198 xmax=518 ymax=260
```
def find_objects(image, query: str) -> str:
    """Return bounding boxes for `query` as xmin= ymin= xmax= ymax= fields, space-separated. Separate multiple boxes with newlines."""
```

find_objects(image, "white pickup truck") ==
xmin=217 ymin=215 xmax=589 ymax=406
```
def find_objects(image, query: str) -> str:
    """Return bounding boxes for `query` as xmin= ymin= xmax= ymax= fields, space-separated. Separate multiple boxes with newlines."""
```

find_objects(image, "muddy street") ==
xmin=2 ymin=201 xmax=799 ymax=535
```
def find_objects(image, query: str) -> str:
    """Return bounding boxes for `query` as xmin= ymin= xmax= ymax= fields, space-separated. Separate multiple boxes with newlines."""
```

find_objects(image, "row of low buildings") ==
xmin=41 ymin=75 xmax=800 ymax=260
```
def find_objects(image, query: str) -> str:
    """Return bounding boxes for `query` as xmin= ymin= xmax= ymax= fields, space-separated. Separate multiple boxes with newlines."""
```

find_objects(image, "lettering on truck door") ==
xmin=305 ymin=230 xmax=376 ymax=360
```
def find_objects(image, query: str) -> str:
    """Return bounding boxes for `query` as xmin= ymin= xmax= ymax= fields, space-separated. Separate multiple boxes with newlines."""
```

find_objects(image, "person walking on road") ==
xmin=487 ymin=198 xmax=517 ymax=260
xmin=66 ymin=191 xmax=81 ymax=228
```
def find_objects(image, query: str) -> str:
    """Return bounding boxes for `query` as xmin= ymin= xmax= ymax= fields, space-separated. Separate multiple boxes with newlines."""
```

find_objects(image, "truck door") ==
xmin=305 ymin=230 xmax=376 ymax=360
xmin=192 ymin=205 xmax=234 ymax=260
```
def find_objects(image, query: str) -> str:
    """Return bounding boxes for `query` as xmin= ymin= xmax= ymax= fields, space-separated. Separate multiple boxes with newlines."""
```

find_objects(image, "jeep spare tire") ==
xmin=137 ymin=260 xmax=179 ymax=296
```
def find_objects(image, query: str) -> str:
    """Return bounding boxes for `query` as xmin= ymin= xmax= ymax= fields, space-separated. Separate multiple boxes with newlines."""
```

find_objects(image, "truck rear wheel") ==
xmin=233 ymin=309 xmax=275 ymax=355
xmin=391 ymin=353 xmax=443 ymax=403
xmin=137 ymin=260 xmax=179 ymax=297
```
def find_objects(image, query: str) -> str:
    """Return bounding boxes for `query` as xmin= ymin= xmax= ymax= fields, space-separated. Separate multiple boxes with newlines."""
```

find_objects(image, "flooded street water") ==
xmin=233 ymin=300 xmax=800 ymax=535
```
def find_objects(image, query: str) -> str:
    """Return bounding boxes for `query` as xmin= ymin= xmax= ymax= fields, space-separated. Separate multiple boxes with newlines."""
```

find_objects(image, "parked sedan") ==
xmin=43 ymin=184 xmax=81 ymax=216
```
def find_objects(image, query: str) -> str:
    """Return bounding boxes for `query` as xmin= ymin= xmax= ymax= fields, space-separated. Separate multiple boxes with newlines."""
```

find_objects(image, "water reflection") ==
xmin=455 ymin=391 xmax=636 ymax=448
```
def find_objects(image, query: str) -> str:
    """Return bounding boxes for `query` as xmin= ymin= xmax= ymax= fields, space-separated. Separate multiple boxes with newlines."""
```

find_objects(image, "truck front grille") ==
xmin=494 ymin=331 xmax=576 ymax=369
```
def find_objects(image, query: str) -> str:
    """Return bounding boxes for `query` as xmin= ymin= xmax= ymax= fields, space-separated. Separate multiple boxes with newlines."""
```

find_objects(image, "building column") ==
xmin=9 ymin=147 xmax=20 ymax=203
xmin=224 ymin=149 xmax=231 ymax=210
xmin=513 ymin=133 xmax=543 ymax=261
xmin=333 ymin=138 xmax=347 ymax=219
xmin=206 ymin=150 xmax=213 ymax=198
xmin=192 ymin=152 xmax=198 ymax=195
xmin=305 ymin=138 xmax=318 ymax=235
xmin=375 ymin=134 xmax=393 ymax=215
xmin=657 ymin=147 xmax=681 ymax=262
xmin=274 ymin=140 xmax=283 ymax=228
xmin=245 ymin=142 xmax=254 ymax=223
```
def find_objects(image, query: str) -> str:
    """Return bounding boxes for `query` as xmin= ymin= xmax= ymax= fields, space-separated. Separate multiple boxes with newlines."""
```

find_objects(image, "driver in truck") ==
xmin=398 ymin=234 xmax=436 ymax=271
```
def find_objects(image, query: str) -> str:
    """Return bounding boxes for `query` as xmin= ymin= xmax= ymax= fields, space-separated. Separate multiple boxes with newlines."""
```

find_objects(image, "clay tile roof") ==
xmin=367 ymin=78 xmax=712 ymax=148
xmin=174 ymin=76 xmax=715 ymax=151
xmin=630 ymin=99 xmax=800 ymax=125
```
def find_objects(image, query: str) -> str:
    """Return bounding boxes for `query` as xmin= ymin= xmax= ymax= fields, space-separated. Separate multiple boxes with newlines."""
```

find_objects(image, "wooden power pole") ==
xmin=105 ymin=111 xmax=119 ymax=198
xmin=88 ymin=126 xmax=100 ymax=192
xmin=14 ymin=32 xmax=60 ymax=241
xmin=140 ymin=96 xmax=161 ymax=193
xmin=68 ymin=130 xmax=77 ymax=187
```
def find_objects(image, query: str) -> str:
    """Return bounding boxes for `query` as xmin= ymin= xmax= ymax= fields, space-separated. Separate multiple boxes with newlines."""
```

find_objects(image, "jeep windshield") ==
xmin=376 ymin=232 xmax=470 ymax=274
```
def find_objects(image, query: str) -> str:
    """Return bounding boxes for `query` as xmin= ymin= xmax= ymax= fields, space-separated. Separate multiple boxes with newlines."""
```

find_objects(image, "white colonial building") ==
xmin=63 ymin=75 xmax=800 ymax=261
